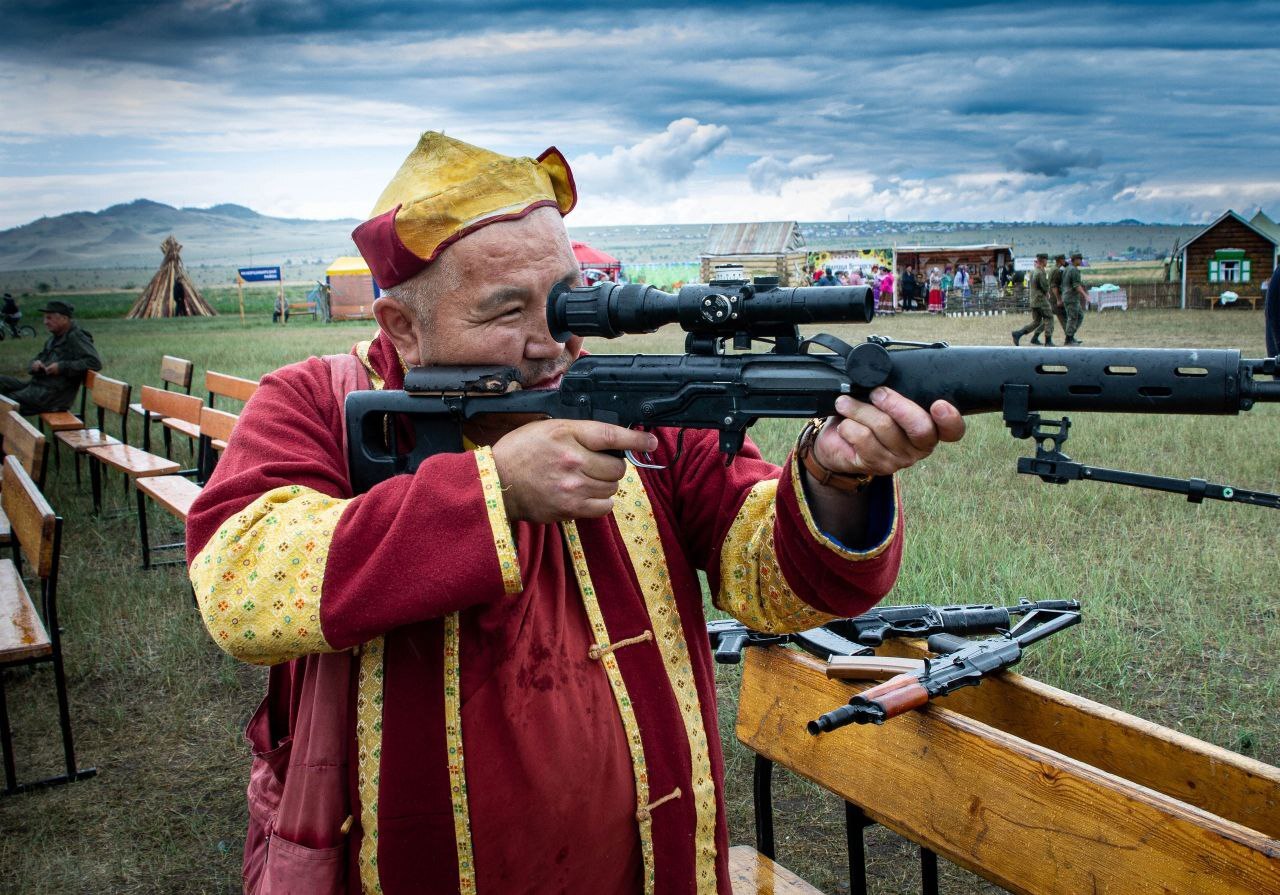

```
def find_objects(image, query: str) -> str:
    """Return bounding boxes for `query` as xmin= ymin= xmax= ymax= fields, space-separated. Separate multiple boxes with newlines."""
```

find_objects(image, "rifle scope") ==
xmin=547 ymin=278 xmax=874 ymax=342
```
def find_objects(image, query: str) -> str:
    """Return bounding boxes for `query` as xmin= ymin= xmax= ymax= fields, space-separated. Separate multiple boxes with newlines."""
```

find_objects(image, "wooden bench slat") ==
xmin=728 ymin=846 xmax=823 ymax=895
xmin=84 ymin=444 xmax=181 ymax=477
xmin=159 ymin=355 xmax=194 ymax=389
xmin=2 ymin=457 xmax=56 ymax=578
xmin=128 ymin=401 xmax=165 ymax=421
xmin=38 ymin=411 xmax=84 ymax=432
xmin=0 ymin=558 xmax=50 ymax=663
xmin=205 ymin=370 xmax=259 ymax=404
xmin=54 ymin=429 xmax=121 ymax=453
xmin=136 ymin=475 xmax=201 ymax=520
xmin=5 ymin=412 xmax=47 ymax=484
xmin=161 ymin=418 xmax=200 ymax=440
xmin=199 ymin=407 xmax=237 ymax=445
xmin=141 ymin=385 xmax=202 ymax=425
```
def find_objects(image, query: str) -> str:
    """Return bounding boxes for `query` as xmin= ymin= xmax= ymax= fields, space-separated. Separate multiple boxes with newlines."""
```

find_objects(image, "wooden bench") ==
xmin=0 ymin=411 xmax=50 ymax=548
xmin=37 ymin=369 xmax=95 ymax=436
xmin=735 ymin=644 xmax=1280 ymax=895
xmin=53 ymin=373 xmax=129 ymax=486
xmin=0 ymin=455 xmax=96 ymax=794
xmin=205 ymin=370 xmax=258 ymax=410
xmin=128 ymin=356 xmax=194 ymax=454
xmin=134 ymin=406 xmax=238 ymax=569
xmin=138 ymin=385 xmax=202 ymax=461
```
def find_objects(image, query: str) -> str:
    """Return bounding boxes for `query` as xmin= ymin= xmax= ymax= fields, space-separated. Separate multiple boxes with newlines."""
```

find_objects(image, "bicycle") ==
xmin=0 ymin=316 xmax=36 ymax=340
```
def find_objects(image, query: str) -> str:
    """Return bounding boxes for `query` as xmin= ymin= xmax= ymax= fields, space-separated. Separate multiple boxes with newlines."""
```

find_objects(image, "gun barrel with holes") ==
xmin=879 ymin=346 xmax=1279 ymax=415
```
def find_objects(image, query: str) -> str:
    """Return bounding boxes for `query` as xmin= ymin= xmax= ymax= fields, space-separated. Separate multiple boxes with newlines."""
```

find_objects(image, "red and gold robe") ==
xmin=188 ymin=333 xmax=903 ymax=895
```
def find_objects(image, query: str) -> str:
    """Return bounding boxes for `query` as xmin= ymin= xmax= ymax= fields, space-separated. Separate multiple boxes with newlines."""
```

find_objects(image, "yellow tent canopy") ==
xmin=326 ymin=256 xmax=377 ymax=320
xmin=326 ymin=256 xmax=372 ymax=277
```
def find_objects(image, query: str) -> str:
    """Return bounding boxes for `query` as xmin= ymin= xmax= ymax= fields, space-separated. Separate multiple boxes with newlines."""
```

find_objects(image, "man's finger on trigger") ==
xmin=869 ymin=387 xmax=936 ymax=449
xmin=577 ymin=421 xmax=659 ymax=455
xmin=930 ymin=400 xmax=967 ymax=442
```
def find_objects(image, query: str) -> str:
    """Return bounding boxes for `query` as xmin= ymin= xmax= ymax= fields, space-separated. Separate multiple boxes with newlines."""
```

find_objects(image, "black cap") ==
xmin=1035 ymin=253 xmax=1049 ymax=261
xmin=38 ymin=300 xmax=74 ymax=316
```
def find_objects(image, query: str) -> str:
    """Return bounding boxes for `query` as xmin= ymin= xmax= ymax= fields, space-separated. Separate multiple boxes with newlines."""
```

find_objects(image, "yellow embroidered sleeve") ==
xmin=790 ymin=459 xmax=900 ymax=561
xmin=190 ymin=485 xmax=346 ymax=665
xmin=715 ymin=479 xmax=837 ymax=634
xmin=473 ymin=446 xmax=522 ymax=595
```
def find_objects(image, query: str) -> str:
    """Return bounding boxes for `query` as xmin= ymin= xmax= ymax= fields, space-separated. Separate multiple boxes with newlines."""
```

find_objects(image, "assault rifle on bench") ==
xmin=346 ymin=273 xmax=1280 ymax=504
xmin=809 ymin=602 xmax=1082 ymax=732
xmin=706 ymin=598 xmax=1081 ymax=663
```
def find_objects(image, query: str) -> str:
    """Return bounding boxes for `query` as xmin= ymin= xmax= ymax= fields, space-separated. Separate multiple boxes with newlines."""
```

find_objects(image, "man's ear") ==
xmin=373 ymin=298 xmax=423 ymax=366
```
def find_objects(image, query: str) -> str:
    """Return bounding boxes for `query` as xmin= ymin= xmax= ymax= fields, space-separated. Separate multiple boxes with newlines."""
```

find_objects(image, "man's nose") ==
xmin=523 ymin=317 xmax=562 ymax=359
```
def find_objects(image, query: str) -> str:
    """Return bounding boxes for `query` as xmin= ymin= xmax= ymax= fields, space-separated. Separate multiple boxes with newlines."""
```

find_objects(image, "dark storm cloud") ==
xmin=3 ymin=0 xmax=1280 ymax=226
xmin=1007 ymin=137 xmax=1103 ymax=177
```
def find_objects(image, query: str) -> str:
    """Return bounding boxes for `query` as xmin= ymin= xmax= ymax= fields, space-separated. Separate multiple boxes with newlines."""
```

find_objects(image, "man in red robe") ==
xmin=188 ymin=132 xmax=964 ymax=895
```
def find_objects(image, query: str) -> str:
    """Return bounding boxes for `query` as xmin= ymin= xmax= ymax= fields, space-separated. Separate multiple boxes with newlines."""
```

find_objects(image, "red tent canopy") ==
xmin=572 ymin=241 xmax=622 ymax=276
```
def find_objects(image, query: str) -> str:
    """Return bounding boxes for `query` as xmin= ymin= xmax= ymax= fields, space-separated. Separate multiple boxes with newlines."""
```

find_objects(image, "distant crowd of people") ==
xmin=810 ymin=260 xmax=1029 ymax=313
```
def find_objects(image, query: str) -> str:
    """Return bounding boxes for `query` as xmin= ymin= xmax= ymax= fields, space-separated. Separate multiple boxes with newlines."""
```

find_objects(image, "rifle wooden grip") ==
xmin=826 ymin=656 xmax=925 ymax=680
xmin=864 ymin=678 xmax=930 ymax=720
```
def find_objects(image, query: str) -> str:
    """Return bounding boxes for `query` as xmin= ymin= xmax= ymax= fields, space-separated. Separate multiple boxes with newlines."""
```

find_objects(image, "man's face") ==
xmin=393 ymin=206 xmax=583 ymax=389
xmin=1035 ymin=258 xmax=1046 ymax=269
xmin=43 ymin=312 xmax=70 ymax=335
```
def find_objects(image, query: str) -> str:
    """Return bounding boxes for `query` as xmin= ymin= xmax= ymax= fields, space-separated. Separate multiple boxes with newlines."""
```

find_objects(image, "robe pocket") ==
xmin=261 ymin=833 xmax=345 ymax=895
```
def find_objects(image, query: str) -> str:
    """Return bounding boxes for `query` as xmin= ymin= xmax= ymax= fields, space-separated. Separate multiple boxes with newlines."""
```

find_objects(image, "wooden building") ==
xmin=700 ymin=222 xmax=807 ymax=285
xmin=1177 ymin=210 xmax=1278 ymax=309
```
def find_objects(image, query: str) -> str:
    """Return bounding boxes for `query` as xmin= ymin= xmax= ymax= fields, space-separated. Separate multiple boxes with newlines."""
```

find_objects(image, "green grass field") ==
xmin=0 ymin=306 xmax=1275 ymax=894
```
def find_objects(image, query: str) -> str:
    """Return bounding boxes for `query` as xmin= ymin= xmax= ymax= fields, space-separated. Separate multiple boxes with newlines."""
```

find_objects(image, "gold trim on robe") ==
xmin=612 ymin=468 xmax=719 ymax=895
xmin=716 ymin=479 xmax=837 ymax=634
xmin=474 ymin=447 xmax=522 ymax=594
xmin=356 ymin=636 xmax=386 ymax=894
xmin=444 ymin=612 xmax=477 ymax=893
xmin=191 ymin=485 xmax=343 ymax=665
xmin=790 ymin=457 xmax=901 ymax=561
xmin=563 ymin=520 xmax=656 ymax=895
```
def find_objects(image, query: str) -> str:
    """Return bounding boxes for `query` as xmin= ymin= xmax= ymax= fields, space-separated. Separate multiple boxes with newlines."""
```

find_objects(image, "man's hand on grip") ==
xmin=814 ymin=388 xmax=965 ymax=479
xmin=492 ymin=420 xmax=659 ymax=522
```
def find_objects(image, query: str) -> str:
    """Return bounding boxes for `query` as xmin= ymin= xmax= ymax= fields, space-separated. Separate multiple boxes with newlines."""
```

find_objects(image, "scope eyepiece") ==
xmin=547 ymin=279 xmax=874 ymax=343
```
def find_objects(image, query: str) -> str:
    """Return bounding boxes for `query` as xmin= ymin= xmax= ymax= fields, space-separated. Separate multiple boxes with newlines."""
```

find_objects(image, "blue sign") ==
xmin=238 ymin=266 xmax=281 ymax=283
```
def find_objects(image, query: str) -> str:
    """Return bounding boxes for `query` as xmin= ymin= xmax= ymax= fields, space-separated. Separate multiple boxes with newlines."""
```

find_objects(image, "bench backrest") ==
xmin=205 ymin=370 xmax=258 ymax=406
xmin=3 ymin=411 xmax=47 ymax=485
xmin=91 ymin=374 xmax=131 ymax=417
xmin=160 ymin=355 xmax=194 ymax=391
xmin=141 ymin=385 xmax=202 ymax=427
xmin=2 ymin=455 xmax=57 ymax=579
xmin=198 ymin=407 xmax=238 ymax=444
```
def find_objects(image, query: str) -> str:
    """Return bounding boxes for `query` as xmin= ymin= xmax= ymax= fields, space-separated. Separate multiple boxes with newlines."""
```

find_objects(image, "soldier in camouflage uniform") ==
xmin=1062 ymin=253 xmax=1089 ymax=345
xmin=1012 ymin=253 xmax=1055 ymax=345
xmin=1050 ymin=254 xmax=1068 ymax=334
xmin=0 ymin=300 xmax=103 ymax=413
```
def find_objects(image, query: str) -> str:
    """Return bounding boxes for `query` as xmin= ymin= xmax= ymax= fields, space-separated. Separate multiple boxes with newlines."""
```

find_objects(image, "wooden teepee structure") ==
xmin=127 ymin=235 xmax=216 ymax=318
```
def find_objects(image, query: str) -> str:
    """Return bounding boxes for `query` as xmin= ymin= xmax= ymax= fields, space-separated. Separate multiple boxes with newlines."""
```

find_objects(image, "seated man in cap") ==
xmin=0 ymin=300 xmax=103 ymax=414
xmin=187 ymin=132 xmax=965 ymax=895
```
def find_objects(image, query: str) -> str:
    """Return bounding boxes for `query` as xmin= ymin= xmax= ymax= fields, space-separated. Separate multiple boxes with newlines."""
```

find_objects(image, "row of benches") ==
xmin=0 ymin=356 xmax=261 ymax=795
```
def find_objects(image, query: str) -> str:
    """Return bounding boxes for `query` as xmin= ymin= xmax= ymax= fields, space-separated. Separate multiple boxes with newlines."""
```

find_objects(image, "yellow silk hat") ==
xmin=352 ymin=132 xmax=577 ymax=289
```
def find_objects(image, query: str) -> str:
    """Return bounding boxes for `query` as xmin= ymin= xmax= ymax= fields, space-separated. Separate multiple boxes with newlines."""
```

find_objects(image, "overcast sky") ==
xmin=2 ymin=0 xmax=1278 ymax=230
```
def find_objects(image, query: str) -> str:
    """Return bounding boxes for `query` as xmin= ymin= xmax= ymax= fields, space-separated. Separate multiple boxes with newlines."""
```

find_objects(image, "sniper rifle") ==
xmin=346 ymin=273 xmax=1280 ymax=503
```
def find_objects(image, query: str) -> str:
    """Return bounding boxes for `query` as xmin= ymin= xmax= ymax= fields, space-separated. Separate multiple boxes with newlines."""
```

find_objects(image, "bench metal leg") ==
xmin=89 ymin=454 xmax=102 ymax=515
xmin=920 ymin=846 xmax=939 ymax=895
xmin=753 ymin=755 xmax=775 ymax=860
xmin=845 ymin=802 xmax=873 ymax=895
xmin=0 ymin=673 xmax=18 ymax=793
xmin=137 ymin=489 xmax=151 ymax=570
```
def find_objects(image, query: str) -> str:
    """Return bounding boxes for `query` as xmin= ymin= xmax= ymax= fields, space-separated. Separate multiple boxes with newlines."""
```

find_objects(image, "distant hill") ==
xmin=0 ymin=199 xmax=1204 ymax=277
xmin=0 ymin=199 xmax=361 ymax=271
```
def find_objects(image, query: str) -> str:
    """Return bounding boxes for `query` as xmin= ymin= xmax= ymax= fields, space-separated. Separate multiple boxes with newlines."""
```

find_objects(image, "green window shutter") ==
xmin=1209 ymin=260 xmax=1219 ymax=282
xmin=1242 ymin=260 xmax=1251 ymax=281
